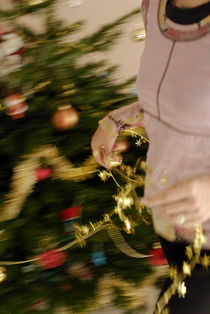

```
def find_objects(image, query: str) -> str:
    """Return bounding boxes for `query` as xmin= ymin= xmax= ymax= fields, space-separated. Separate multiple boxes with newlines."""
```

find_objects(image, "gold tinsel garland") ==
xmin=0 ymin=129 xmax=209 ymax=314
xmin=0 ymin=145 xmax=98 ymax=222
xmin=0 ymin=132 xmax=150 ymax=265
xmin=155 ymin=225 xmax=207 ymax=314
xmin=95 ymin=260 xmax=168 ymax=312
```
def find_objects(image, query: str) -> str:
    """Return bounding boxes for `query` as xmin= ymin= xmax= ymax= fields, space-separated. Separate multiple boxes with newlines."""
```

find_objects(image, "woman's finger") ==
xmin=169 ymin=209 xmax=201 ymax=226
xmin=156 ymin=198 xmax=196 ymax=216
xmin=170 ymin=211 xmax=203 ymax=228
xmin=142 ymin=178 xmax=197 ymax=206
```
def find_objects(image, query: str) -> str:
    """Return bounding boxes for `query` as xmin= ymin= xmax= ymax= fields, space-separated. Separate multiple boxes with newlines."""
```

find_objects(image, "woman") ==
xmin=91 ymin=0 xmax=210 ymax=313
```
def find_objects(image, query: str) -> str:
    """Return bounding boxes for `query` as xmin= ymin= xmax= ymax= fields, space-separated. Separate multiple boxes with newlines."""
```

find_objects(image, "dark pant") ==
xmin=155 ymin=237 xmax=210 ymax=314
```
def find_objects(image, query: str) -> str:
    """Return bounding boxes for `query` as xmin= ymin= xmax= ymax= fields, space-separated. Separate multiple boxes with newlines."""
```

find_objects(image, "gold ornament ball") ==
xmin=0 ymin=266 xmax=7 ymax=283
xmin=28 ymin=0 xmax=46 ymax=5
xmin=133 ymin=24 xmax=146 ymax=41
xmin=52 ymin=105 xmax=80 ymax=130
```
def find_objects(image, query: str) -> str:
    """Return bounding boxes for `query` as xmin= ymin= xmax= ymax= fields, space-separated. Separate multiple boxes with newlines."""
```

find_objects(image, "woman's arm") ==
xmin=91 ymin=0 xmax=150 ymax=167
xmin=91 ymin=101 xmax=144 ymax=168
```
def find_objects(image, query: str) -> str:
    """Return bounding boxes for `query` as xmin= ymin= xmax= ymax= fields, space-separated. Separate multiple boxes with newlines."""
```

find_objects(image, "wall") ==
xmin=0 ymin=0 xmax=145 ymax=84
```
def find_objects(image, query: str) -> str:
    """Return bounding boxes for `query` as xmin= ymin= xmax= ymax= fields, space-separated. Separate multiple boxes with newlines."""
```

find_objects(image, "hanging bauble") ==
xmin=0 ymin=30 xmax=24 ymax=75
xmin=35 ymin=168 xmax=51 ymax=181
xmin=148 ymin=247 xmax=167 ymax=266
xmin=0 ymin=266 xmax=7 ymax=282
xmin=51 ymin=105 xmax=79 ymax=130
xmin=92 ymin=250 xmax=107 ymax=266
xmin=113 ymin=140 xmax=129 ymax=153
xmin=61 ymin=206 xmax=82 ymax=240
xmin=37 ymin=249 xmax=67 ymax=269
xmin=4 ymin=93 xmax=28 ymax=119
xmin=132 ymin=24 xmax=146 ymax=41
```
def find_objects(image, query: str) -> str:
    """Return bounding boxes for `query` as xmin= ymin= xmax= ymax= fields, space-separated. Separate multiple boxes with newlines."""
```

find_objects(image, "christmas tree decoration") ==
xmin=67 ymin=262 xmax=93 ymax=281
xmin=0 ymin=30 xmax=24 ymax=75
xmin=182 ymin=261 xmax=191 ymax=276
xmin=132 ymin=23 xmax=146 ymax=41
xmin=21 ymin=264 xmax=36 ymax=273
xmin=154 ymin=225 xmax=207 ymax=314
xmin=28 ymin=0 xmax=47 ymax=5
xmin=61 ymin=206 xmax=82 ymax=239
xmin=0 ymin=266 xmax=7 ymax=283
xmin=31 ymin=300 xmax=49 ymax=311
xmin=113 ymin=140 xmax=129 ymax=153
xmin=107 ymin=223 xmax=150 ymax=259
xmin=51 ymin=105 xmax=80 ymax=130
xmin=0 ymin=1 xmax=179 ymax=312
xmin=35 ymin=168 xmax=51 ymax=181
xmin=4 ymin=93 xmax=28 ymax=119
xmin=96 ymin=271 xmax=167 ymax=312
xmin=148 ymin=247 xmax=167 ymax=266
xmin=37 ymin=249 xmax=67 ymax=269
xmin=0 ymin=145 xmax=98 ymax=222
xmin=92 ymin=250 xmax=106 ymax=266
xmin=0 ymin=229 xmax=9 ymax=242
xmin=200 ymin=253 xmax=210 ymax=270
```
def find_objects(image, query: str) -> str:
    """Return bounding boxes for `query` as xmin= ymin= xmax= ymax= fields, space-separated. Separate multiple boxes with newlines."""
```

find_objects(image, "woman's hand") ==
xmin=141 ymin=174 xmax=210 ymax=228
xmin=91 ymin=123 xmax=120 ymax=168
xmin=91 ymin=101 xmax=144 ymax=168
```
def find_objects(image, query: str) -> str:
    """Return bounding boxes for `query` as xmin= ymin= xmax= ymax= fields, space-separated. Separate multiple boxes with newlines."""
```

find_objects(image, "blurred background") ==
xmin=0 ymin=1 xmax=167 ymax=313
xmin=0 ymin=0 xmax=146 ymax=82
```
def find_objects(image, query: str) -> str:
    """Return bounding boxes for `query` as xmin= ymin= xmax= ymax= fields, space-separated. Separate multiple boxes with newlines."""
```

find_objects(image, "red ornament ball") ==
xmin=4 ymin=93 xmax=28 ymax=119
xmin=35 ymin=168 xmax=51 ymax=181
xmin=37 ymin=249 xmax=67 ymax=269
xmin=52 ymin=105 xmax=79 ymax=130
xmin=148 ymin=247 xmax=167 ymax=266
xmin=61 ymin=206 xmax=82 ymax=221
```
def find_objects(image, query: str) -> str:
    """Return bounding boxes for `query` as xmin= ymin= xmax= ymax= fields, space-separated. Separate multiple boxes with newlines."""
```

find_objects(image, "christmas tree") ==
xmin=0 ymin=1 xmax=160 ymax=313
